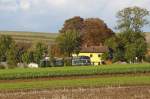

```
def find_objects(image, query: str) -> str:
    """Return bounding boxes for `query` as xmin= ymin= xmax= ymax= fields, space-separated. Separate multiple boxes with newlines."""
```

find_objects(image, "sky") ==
xmin=0 ymin=0 xmax=150 ymax=33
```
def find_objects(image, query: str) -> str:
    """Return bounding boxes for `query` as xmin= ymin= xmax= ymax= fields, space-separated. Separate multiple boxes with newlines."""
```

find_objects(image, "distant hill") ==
xmin=0 ymin=31 xmax=150 ymax=48
xmin=0 ymin=31 xmax=58 ymax=44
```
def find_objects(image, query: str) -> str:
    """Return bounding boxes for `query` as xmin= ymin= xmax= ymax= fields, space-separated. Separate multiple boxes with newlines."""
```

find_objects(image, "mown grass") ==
xmin=0 ymin=64 xmax=150 ymax=80
xmin=0 ymin=75 xmax=150 ymax=90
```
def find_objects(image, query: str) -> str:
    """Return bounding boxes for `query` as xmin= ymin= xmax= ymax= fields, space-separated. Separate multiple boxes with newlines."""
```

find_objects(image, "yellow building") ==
xmin=72 ymin=46 xmax=108 ymax=65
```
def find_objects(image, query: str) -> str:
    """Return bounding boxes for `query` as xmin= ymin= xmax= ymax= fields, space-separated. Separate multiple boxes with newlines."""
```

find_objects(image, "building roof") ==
xmin=80 ymin=46 xmax=108 ymax=53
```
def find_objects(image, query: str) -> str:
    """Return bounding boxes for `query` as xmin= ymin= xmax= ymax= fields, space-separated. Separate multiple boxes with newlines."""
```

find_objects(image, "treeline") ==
xmin=104 ymin=6 xmax=149 ymax=63
xmin=56 ymin=6 xmax=150 ymax=63
xmin=0 ymin=35 xmax=49 ymax=68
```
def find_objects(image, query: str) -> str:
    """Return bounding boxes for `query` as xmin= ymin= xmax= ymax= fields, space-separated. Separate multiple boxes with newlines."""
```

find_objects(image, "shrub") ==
xmin=145 ymin=55 xmax=150 ymax=63
xmin=0 ymin=65 xmax=5 ymax=69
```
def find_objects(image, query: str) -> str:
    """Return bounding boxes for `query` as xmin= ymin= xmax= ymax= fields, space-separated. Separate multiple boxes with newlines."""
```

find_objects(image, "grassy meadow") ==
xmin=0 ymin=64 xmax=150 ymax=80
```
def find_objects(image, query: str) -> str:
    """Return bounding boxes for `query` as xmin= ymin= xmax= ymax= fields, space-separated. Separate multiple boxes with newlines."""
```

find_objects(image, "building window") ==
xmin=90 ymin=54 xmax=93 ymax=57
xmin=98 ymin=54 xmax=101 ymax=57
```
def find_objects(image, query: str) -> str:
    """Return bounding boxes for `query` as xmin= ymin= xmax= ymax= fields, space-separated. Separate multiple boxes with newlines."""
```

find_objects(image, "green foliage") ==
xmin=124 ymin=43 xmax=137 ymax=63
xmin=0 ymin=35 xmax=18 ymax=68
xmin=101 ymin=52 xmax=109 ymax=60
xmin=0 ymin=64 xmax=150 ymax=80
xmin=57 ymin=30 xmax=81 ymax=57
xmin=0 ymin=65 xmax=6 ymax=69
xmin=6 ymin=42 xmax=17 ymax=68
xmin=109 ymin=33 xmax=147 ymax=63
xmin=0 ymin=34 xmax=50 ymax=66
xmin=116 ymin=6 xmax=149 ymax=33
xmin=145 ymin=55 xmax=150 ymax=63
xmin=112 ymin=6 xmax=149 ymax=63
xmin=22 ymin=52 xmax=30 ymax=64
xmin=104 ymin=37 xmax=117 ymax=50
xmin=33 ymin=42 xmax=47 ymax=64
xmin=39 ymin=60 xmax=51 ymax=67
xmin=0 ymin=35 xmax=13 ymax=61
xmin=63 ymin=58 xmax=72 ymax=66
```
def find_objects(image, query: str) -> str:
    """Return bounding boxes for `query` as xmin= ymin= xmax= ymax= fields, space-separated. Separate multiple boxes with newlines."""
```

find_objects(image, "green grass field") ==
xmin=0 ymin=75 xmax=150 ymax=90
xmin=0 ymin=64 xmax=150 ymax=80
xmin=0 ymin=64 xmax=150 ymax=90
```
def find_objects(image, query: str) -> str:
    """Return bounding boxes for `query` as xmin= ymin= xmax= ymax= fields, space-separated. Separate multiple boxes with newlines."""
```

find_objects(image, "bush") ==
xmin=145 ymin=55 xmax=150 ymax=63
xmin=64 ymin=58 xmax=72 ymax=66
xmin=39 ymin=60 xmax=51 ymax=67
xmin=0 ymin=65 xmax=6 ymax=69
xmin=101 ymin=52 xmax=109 ymax=61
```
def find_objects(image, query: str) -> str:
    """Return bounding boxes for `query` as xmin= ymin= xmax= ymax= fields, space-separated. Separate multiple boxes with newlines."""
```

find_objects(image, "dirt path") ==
xmin=0 ymin=86 xmax=150 ymax=99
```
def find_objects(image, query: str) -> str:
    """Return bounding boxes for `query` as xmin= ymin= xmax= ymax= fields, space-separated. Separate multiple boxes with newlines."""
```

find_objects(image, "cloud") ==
xmin=0 ymin=0 xmax=18 ymax=11
xmin=0 ymin=0 xmax=150 ymax=32
xmin=46 ymin=0 xmax=67 ymax=7
xmin=19 ymin=0 xmax=31 ymax=11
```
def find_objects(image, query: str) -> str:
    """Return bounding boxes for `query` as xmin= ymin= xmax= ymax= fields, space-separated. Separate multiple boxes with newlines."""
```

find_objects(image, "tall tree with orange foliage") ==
xmin=82 ymin=18 xmax=114 ymax=46
xmin=60 ymin=16 xmax=114 ymax=47
xmin=60 ymin=16 xmax=84 ymax=33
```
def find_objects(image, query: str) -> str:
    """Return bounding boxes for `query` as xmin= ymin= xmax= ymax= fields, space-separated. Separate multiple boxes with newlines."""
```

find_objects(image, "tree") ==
xmin=60 ymin=16 xmax=84 ymax=33
xmin=22 ymin=51 xmax=30 ymax=64
xmin=0 ymin=35 xmax=13 ymax=61
xmin=33 ymin=42 xmax=47 ymax=64
xmin=101 ymin=52 xmax=109 ymax=61
xmin=104 ymin=36 xmax=118 ymax=50
xmin=6 ymin=42 xmax=17 ymax=67
xmin=16 ymin=42 xmax=32 ymax=63
xmin=116 ymin=6 xmax=149 ymax=33
xmin=50 ymin=44 xmax=63 ymax=57
xmin=60 ymin=17 xmax=114 ymax=47
xmin=134 ymin=37 xmax=147 ymax=61
xmin=56 ymin=30 xmax=81 ymax=57
xmin=124 ymin=43 xmax=137 ymax=63
xmin=82 ymin=18 xmax=114 ymax=45
xmin=115 ymin=6 xmax=149 ymax=63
